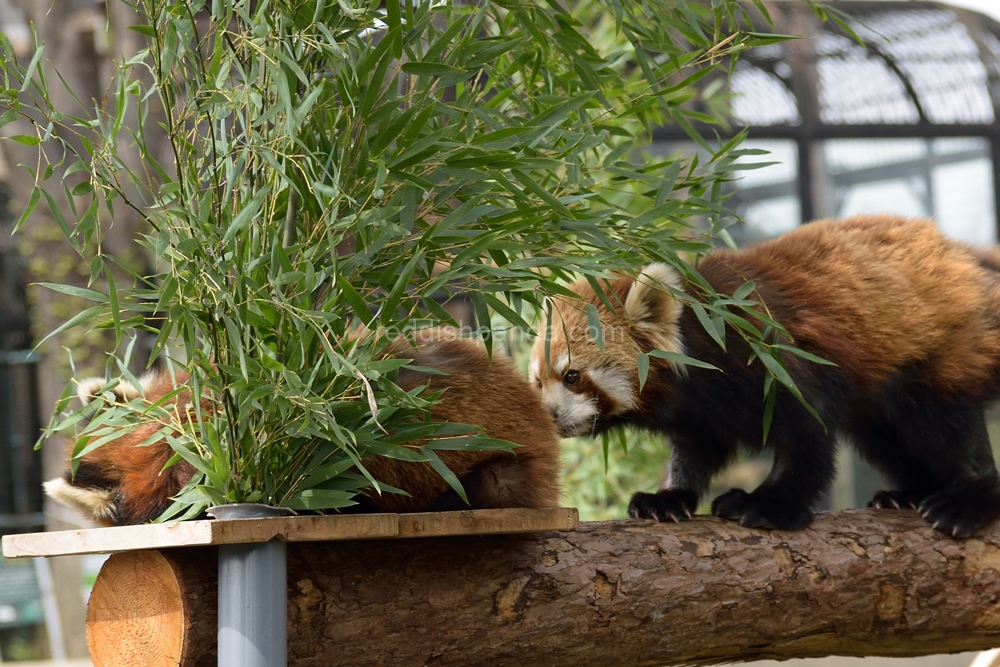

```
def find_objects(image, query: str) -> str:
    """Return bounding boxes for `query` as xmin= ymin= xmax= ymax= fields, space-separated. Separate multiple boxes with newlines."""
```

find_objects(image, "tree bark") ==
xmin=86 ymin=509 xmax=1000 ymax=667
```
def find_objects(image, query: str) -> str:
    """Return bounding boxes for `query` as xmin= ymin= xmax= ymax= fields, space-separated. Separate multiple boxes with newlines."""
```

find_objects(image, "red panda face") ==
xmin=44 ymin=372 xmax=196 ymax=526
xmin=529 ymin=350 xmax=639 ymax=437
xmin=529 ymin=264 xmax=685 ymax=437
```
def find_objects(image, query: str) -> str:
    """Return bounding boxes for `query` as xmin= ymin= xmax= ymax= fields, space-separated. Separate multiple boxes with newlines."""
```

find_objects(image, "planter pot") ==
xmin=207 ymin=503 xmax=296 ymax=520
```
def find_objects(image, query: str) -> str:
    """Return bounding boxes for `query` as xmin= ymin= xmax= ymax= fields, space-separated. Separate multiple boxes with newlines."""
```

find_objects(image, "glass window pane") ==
xmin=820 ymin=137 xmax=995 ymax=244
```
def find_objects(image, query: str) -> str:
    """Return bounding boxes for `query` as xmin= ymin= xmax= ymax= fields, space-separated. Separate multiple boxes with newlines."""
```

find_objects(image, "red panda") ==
xmin=530 ymin=214 xmax=1000 ymax=537
xmin=45 ymin=327 xmax=561 ymax=525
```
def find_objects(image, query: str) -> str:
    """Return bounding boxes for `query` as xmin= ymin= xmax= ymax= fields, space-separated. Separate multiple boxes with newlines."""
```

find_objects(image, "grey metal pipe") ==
xmin=210 ymin=504 xmax=293 ymax=667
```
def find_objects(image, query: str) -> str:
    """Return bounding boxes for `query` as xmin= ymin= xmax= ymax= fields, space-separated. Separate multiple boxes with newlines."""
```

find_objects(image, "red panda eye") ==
xmin=563 ymin=370 xmax=580 ymax=386
xmin=535 ymin=379 xmax=543 ymax=389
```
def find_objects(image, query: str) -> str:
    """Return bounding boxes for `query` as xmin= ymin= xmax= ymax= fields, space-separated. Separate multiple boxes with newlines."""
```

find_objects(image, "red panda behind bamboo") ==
xmin=530 ymin=214 xmax=1000 ymax=537
xmin=46 ymin=328 xmax=561 ymax=525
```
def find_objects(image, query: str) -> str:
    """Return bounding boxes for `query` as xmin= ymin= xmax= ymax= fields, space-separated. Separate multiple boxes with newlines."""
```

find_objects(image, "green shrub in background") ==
xmin=0 ymin=0 xmax=831 ymax=519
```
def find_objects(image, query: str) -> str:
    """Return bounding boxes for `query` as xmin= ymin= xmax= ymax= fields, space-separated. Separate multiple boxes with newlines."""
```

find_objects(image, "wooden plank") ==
xmin=1 ymin=514 xmax=399 ymax=559
xmin=210 ymin=513 xmax=399 ymax=545
xmin=2 ymin=521 xmax=218 ymax=558
xmin=1 ymin=508 xmax=579 ymax=558
xmin=398 ymin=507 xmax=579 ymax=538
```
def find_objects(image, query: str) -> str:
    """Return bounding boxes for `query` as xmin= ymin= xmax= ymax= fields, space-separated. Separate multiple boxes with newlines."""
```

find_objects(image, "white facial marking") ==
xmin=539 ymin=380 xmax=598 ymax=437
xmin=588 ymin=366 xmax=637 ymax=416
xmin=553 ymin=353 xmax=569 ymax=377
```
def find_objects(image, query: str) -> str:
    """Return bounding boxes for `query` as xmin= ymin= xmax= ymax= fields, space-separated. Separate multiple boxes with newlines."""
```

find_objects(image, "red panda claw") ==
xmin=683 ymin=509 xmax=692 ymax=519
xmin=890 ymin=499 xmax=900 ymax=510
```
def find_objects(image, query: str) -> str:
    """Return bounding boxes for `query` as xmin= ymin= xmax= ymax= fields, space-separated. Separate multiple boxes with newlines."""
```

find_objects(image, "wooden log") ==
xmin=87 ymin=549 xmax=214 ymax=667
xmin=85 ymin=509 xmax=1000 ymax=667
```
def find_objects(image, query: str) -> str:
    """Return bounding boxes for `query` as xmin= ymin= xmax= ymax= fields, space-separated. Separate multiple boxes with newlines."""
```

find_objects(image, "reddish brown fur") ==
xmin=363 ymin=328 xmax=561 ymax=512
xmin=50 ymin=328 xmax=560 ymax=524
xmin=63 ymin=373 xmax=200 ymax=525
xmin=709 ymin=216 xmax=1000 ymax=393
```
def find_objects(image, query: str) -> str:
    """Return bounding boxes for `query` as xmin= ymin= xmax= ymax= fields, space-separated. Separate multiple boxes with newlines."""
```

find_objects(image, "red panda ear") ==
xmin=76 ymin=376 xmax=148 ymax=407
xmin=624 ymin=263 xmax=684 ymax=354
xmin=77 ymin=377 xmax=111 ymax=407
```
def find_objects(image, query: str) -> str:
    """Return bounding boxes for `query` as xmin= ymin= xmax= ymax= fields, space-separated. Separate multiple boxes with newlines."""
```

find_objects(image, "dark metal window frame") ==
xmin=654 ymin=1 xmax=1000 ymax=232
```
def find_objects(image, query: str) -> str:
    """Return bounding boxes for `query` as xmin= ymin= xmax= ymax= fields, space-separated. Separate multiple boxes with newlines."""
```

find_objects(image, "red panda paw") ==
xmin=711 ymin=488 xmax=813 ymax=531
xmin=868 ymin=490 xmax=923 ymax=511
xmin=627 ymin=489 xmax=698 ymax=523
xmin=917 ymin=479 xmax=1000 ymax=539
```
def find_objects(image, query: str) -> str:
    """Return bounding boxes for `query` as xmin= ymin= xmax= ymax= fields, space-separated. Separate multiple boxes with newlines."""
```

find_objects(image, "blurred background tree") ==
xmin=0 ymin=1 xmax=157 ymax=658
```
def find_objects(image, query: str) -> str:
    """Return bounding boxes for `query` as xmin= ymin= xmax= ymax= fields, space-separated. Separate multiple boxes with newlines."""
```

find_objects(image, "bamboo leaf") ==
xmin=36 ymin=306 xmax=106 ymax=346
xmin=423 ymin=448 xmax=468 ymax=504
xmin=773 ymin=344 xmax=837 ymax=366
xmin=401 ymin=62 xmax=468 ymax=77
xmin=637 ymin=352 xmax=650 ymax=391
xmin=648 ymin=349 xmax=719 ymax=371
xmin=586 ymin=303 xmax=605 ymax=353
xmin=36 ymin=283 xmax=109 ymax=303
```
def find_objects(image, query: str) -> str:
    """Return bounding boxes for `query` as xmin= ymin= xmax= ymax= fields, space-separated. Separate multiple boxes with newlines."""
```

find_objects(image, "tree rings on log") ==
xmin=87 ymin=551 xmax=186 ymax=667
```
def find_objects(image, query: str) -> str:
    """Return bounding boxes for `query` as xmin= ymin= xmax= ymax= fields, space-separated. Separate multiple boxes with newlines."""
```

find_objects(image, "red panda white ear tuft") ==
xmin=624 ymin=263 xmax=685 ymax=355
xmin=76 ymin=375 xmax=156 ymax=407
xmin=76 ymin=377 xmax=111 ymax=407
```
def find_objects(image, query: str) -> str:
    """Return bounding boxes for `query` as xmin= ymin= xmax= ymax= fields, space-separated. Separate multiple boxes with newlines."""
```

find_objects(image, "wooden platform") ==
xmin=0 ymin=507 xmax=579 ymax=558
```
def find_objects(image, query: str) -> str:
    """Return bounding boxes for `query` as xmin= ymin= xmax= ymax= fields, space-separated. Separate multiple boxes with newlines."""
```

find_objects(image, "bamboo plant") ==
xmin=0 ymin=0 xmax=829 ymax=519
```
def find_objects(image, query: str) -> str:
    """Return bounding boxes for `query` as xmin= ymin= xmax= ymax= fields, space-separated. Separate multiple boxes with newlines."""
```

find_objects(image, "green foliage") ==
xmin=561 ymin=430 xmax=671 ymax=522
xmin=0 ymin=0 xmax=799 ymax=518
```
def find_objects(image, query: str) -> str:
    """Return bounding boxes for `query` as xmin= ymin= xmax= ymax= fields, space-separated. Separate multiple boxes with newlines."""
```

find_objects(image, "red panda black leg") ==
xmin=452 ymin=457 xmax=556 ymax=510
xmin=711 ymin=487 xmax=814 ymax=530
xmin=421 ymin=457 xmax=559 ymax=512
xmin=854 ymin=395 xmax=1000 ymax=536
xmin=628 ymin=488 xmax=698 ymax=522
xmin=628 ymin=432 xmax=731 ymax=522
xmin=868 ymin=490 xmax=922 ymax=510
xmin=848 ymin=400 xmax=948 ymax=507
xmin=917 ymin=478 xmax=1000 ymax=538
xmin=711 ymin=429 xmax=837 ymax=530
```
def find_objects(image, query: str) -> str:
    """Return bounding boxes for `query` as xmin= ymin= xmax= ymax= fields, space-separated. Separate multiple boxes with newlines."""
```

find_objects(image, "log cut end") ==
xmin=87 ymin=550 xmax=186 ymax=667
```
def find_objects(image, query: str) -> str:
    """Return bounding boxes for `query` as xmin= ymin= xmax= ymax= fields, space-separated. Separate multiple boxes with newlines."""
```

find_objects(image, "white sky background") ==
xmin=942 ymin=0 xmax=1000 ymax=22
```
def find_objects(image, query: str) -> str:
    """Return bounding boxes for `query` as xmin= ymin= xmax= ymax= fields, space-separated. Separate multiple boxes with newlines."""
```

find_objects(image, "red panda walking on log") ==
xmin=530 ymin=214 xmax=1000 ymax=537
xmin=45 ymin=327 xmax=561 ymax=525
